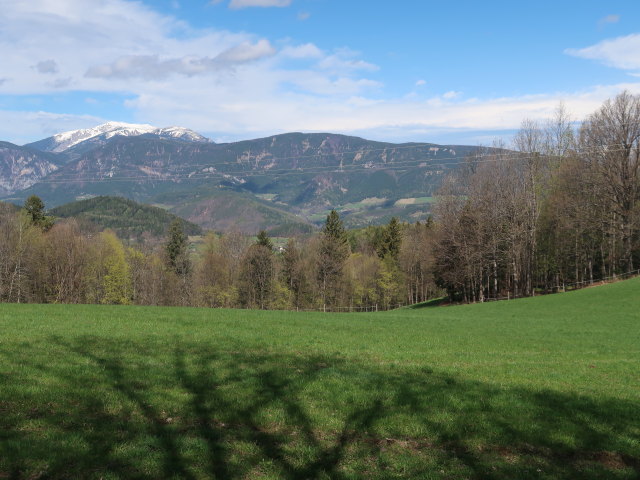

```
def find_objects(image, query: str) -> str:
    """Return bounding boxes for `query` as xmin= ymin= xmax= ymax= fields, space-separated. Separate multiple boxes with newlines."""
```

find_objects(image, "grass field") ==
xmin=1 ymin=279 xmax=639 ymax=479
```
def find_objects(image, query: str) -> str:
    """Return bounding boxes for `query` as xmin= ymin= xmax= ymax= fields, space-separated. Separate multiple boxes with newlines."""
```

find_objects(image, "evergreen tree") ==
xmin=166 ymin=219 xmax=190 ymax=276
xmin=317 ymin=210 xmax=350 ymax=310
xmin=23 ymin=195 xmax=53 ymax=231
xmin=378 ymin=217 xmax=403 ymax=259
xmin=256 ymin=229 xmax=273 ymax=250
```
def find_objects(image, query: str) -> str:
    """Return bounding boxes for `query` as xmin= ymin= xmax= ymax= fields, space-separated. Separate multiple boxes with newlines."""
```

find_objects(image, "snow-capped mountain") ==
xmin=153 ymin=126 xmax=210 ymax=143
xmin=26 ymin=122 xmax=210 ymax=154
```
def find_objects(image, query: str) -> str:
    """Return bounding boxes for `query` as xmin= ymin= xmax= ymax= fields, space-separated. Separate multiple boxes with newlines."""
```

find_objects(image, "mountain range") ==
xmin=1 ymin=122 xmax=487 ymax=233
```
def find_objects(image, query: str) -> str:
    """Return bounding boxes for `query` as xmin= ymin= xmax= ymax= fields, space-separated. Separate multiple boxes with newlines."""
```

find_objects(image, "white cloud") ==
xmin=84 ymin=40 xmax=276 ymax=80
xmin=0 ymin=0 xmax=384 ymax=142
xmin=415 ymin=79 xmax=426 ymax=87
xmin=280 ymin=43 xmax=323 ymax=59
xmin=35 ymin=59 xmax=58 ymax=74
xmin=48 ymin=77 xmax=73 ymax=89
xmin=215 ymin=39 xmax=276 ymax=63
xmin=122 ymin=76 xmax=640 ymax=143
xmin=228 ymin=0 xmax=291 ymax=9
xmin=598 ymin=14 xmax=620 ymax=28
xmin=2 ymin=0 xmax=640 ymax=146
xmin=566 ymin=34 xmax=640 ymax=70
xmin=442 ymin=90 xmax=461 ymax=99
xmin=297 ymin=11 xmax=310 ymax=21
xmin=0 ymin=1 xmax=371 ymax=95
xmin=317 ymin=49 xmax=379 ymax=73
xmin=0 ymin=110 xmax=105 ymax=145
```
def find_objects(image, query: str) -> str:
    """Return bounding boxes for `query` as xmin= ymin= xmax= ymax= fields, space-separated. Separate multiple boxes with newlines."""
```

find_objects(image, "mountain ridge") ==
xmin=2 ymin=125 xmax=497 ymax=231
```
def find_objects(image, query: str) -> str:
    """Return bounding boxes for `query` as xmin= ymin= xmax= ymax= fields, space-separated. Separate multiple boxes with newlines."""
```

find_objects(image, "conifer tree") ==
xmin=317 ymin=210 xmax=349 ymax=310
xmin=23 ymin=195 xmax=53 ymax=231
xmin=256 ymin=229 xmax=273 ymax=250
xmin=378 ymin=217 xmax=402 ymax=259
xmin=166 ymin=219 xmax=190 ymax=276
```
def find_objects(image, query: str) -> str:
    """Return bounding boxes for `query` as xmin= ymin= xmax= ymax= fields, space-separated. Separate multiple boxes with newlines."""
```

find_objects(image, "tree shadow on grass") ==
xmin=0 ymin=335 xmax=638 ymax=479
xmin=408 ymin=297 xmax=447 ymax=309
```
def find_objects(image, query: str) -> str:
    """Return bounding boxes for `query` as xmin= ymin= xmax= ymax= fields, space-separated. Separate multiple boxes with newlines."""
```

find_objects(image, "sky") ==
xmin=1 ymin=0 xmax=640 ymax=145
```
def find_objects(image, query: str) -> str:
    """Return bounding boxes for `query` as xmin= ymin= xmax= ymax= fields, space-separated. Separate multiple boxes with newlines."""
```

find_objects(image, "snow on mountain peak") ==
xmin=43 ymin=122 xmax=209 ymax=152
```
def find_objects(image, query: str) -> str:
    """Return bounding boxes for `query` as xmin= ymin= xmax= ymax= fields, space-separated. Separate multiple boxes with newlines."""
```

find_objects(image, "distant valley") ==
xmin=1 ymin=122 xmax=489 ymax=233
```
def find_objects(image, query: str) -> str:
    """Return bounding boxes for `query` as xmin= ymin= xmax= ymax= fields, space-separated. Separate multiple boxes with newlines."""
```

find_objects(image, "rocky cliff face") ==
xmin=0 ymin=142 xmax=61 ymax=195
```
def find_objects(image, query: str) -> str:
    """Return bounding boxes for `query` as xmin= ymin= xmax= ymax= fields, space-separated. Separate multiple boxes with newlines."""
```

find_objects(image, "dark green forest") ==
xmin=50 ymin=196 xmax=202 ymax=239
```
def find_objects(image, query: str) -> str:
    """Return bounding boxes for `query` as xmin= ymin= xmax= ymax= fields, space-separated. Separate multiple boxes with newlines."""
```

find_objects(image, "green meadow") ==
xmin=1 ymin=279 xmax=639 ymax=479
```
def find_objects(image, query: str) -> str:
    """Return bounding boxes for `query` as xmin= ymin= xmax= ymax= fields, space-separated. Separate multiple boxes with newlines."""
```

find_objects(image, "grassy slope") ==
xmin=1 ymin=279 xmax=639 ymax=479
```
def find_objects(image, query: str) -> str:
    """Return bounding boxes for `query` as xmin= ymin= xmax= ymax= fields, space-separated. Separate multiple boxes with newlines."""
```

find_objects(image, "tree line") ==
xmin=0 ymin=198 xmax=436 ymax=310
xmin=1 ymin=92 xmax=638 ymax=310
xmin=434 ymin=91 xmax=640 ymax=301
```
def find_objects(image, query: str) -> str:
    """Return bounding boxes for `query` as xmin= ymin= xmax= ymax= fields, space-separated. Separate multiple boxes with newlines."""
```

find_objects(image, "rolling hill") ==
xmin=49 ymin=196 xmax=203 ymax=240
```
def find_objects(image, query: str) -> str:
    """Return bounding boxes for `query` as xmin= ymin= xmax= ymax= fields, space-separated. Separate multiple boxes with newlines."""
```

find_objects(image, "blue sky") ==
xmin=1 ymin=0 xmax=639 ymax=145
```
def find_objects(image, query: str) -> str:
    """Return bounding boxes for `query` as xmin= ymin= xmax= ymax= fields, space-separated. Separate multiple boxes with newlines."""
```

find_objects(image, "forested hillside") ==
xmin=50 ymin=196 xmax=202 ymax=240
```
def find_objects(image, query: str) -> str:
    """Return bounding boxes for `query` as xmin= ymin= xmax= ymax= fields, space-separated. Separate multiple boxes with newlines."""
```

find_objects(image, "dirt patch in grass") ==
xmin=590 ymin=451 xmax=635 ymax=470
